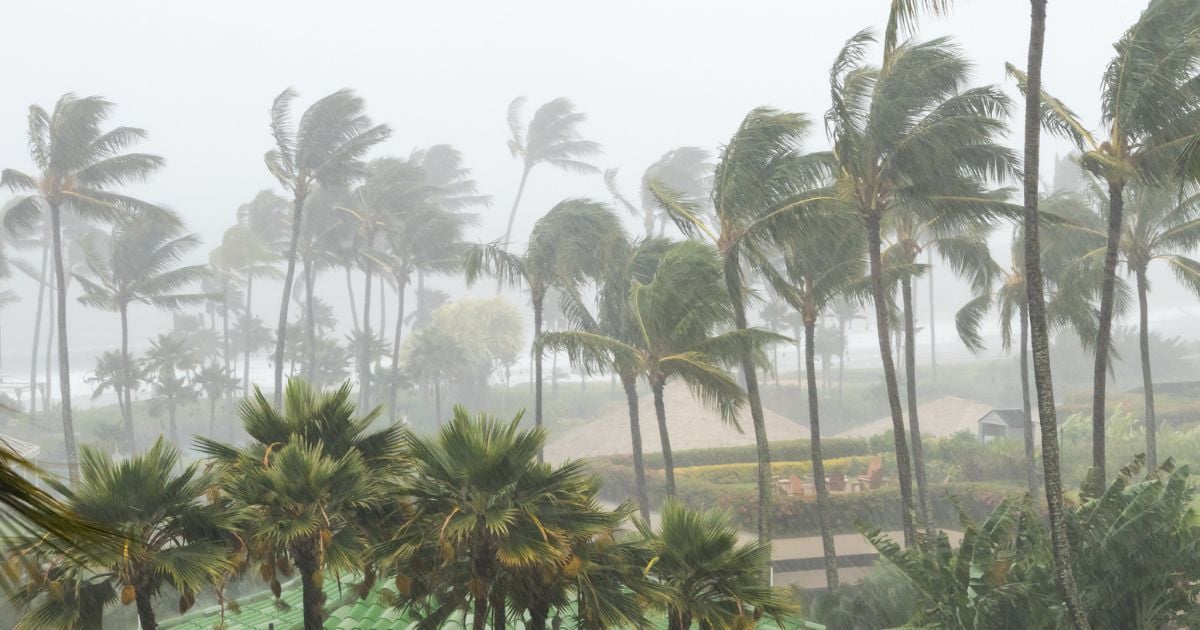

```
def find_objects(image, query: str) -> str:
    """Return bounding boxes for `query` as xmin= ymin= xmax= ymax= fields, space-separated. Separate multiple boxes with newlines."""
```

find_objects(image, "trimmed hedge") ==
xmin=674 ymin=456 xmax=877 ymax=485
xmin=637 ymin=436 xmax=888 ymax=469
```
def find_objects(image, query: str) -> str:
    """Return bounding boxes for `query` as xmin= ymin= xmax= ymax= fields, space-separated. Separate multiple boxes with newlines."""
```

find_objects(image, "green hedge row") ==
xmin=628 ymin=435 xmax=892 ymax=469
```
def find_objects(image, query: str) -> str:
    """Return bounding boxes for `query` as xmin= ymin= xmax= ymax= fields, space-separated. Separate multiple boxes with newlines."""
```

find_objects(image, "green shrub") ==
xmin=636 ymin=436 xmax=886 ymax=469
xmin=673 ymin=456 xmax=877 ymax=485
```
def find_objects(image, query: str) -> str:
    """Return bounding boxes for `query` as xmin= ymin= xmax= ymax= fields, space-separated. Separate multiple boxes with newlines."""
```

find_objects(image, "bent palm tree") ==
xmin=265 ymin=89 xmax=390 ymax=406
xmin=74 ymin=210 xmax=208 ymax=450
xmin=1008 ymin=0 xmax=1200 ymax=481
xmin=2 ymin=94 xmax=164 ymax=484
xmin=605 ymin=147 xmax=712 ymax=238
xmin=501 ymin=97 xmax=601 ymax=251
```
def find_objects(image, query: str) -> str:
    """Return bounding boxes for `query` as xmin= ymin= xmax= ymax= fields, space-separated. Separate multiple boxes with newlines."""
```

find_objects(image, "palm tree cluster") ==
xmin=0 ymin=2 xmax=1197 ymax=628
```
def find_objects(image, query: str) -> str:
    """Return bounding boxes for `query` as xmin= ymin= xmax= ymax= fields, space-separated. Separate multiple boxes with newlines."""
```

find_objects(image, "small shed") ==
xmin=977 ymin=409 xmax=1024 ymax=443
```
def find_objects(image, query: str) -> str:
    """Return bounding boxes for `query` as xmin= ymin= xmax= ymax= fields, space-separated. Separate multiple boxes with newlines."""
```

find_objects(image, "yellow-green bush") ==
xmin=673 ymin=456 xmax=877 ymax=485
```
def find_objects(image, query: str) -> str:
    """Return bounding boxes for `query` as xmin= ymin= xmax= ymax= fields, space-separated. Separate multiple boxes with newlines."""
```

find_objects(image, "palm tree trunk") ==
xmin=1090 ymin=178 xmax=1124 ymax=486
xmin=651 ymin=377 xmax=675 ymax=496
xmin=1136 ymin=267 xmax=1157 ymax=471
xmin=621 ymin=370 xmax=651 ymax=521
xmin=243 ymin=277 xmax=254 ymax=398
xmin=1019 ymin=302 xmax=1038 ymax=501
xmin=168 ymin=398 xmax=179 ymax=448
xmin=48 ymin=201 xmax=78 ymax=485
xmin=533 ymin=291 xmax=544 ymax=459
xmin=360 ymin=256 xmax=374 ymax=411
xmin=805 ymin=318 xmax=839 ymax=590
xmin=389 ymin=277 xmax=407 ymax=424
xmin=838 ymin=319 xmax=847 ymax=419
xmin=723 ymin=255 xmax=772 ymax=543
xmin=927 ymin=250 xmax=937 ymax=383
xmin=901 ymin=276 xmax=933 ymax=534
xmin=345 ymin=264 xmax=359 ymax=331
xmin=1022 ymin=2 xmax=1089 ymax=626
xmin=208 ymin=396 xmax=217 ymax=437
xmin=304 ymin=260 xmax=317 ymax=382
xmin=273 ymin=193 xmax=306 ymax=407
xmin=500 ymin=166 xmax=532 ymax=255
xmin=528 ymin=601 xmax=550 ymax=630
xmin=292 ymin=538 xmax=326 ymax=630
xmin=44 ymin=281 xmax=53 ymax=415
xmin=120 ymin=303 xmax=135 ymax=451
xmin=472 ymin=583 xmax=489 ymax=630
xmin=490 ymin=591 xmax=506 ymax=630
xmin=864 ymin=213 xmax=915 ymax=545
xmin=135 ymin=583 xmax=159 ymax=630
xmin=28 ymin=239 xmax=48 ymax=418
xmin=221 ymin=277 xmax=232 ymax=375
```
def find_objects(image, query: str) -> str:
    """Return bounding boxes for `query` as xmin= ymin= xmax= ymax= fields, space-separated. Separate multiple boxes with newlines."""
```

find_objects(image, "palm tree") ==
xmin=541 ymin=240 xmax=772 ymax=498
xmin=605 ymin=147 xmax=712 ymax=238
xmin=1008 ymin=0 xmax=1200 ymax=482
xmin=19 ymin=439 xmax=234 ymax=630
xmin=501 ymin=97 xmax=601 ymax=251
xmin=465 ymin=199 xmax=625 ymax=451
xmin=265 ymin=89 xmax=390 ymax=406
xmin=1 ymin=94 xmax=164 ymax=484
xmin=196 ymin=380 xmax=402 ymax=630
xmin=823 ymin=24 xmax=1016 ymax=544
xmin=1019 ymin=0 xmax=1090 ymax=625
xmin=143 ymin=333 xmax=199 ymax=448
xmin=85 ymin=350 xmax=145 ymax=430
xmin=638 ymin=499 xmax=795 ymax=630
xmin=192 ymin=362 xmax=238 ymax=439
xmin=652 ymin=107 xmax=829 ymax=542
xmin=384 ymin=407 xmax=603 ymax=630
xmin=776 ymin=212 xmax=871 ymax=591
xmin=73 ymin=210 xmax=208 ymax=450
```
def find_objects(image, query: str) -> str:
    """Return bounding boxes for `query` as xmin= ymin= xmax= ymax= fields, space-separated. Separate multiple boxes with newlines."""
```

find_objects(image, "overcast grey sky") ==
xmin=0 ymin=0 xmax=1165 ymax=381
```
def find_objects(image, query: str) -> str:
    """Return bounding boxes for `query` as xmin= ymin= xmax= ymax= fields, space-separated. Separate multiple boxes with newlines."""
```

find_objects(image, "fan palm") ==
xmin=465 ymin=199 xmax=625 ymax=452
xmin=85 ymin=350 xmax=145 ymax=428
xmin=501 ymin=97 xmax=601 ymax=251
xmin=541 ymin=240 xmax=772 ymax=498
xmin=1008 ymin=0 xmax=1200 ymax=481
xmin=265 ymin=88 xmax=390 ymax=405
xmin=73 ymin=210 xmax=207 ymax=450
xmin=192 ymin=362 xmax=239 ymax=439
xmin=652 ymin=107 xmax=830 ymax=542
xmin=1 ymin=94 xmax=164 ymax=484
xmin=17 ymin=439 xmax=233 ymax=630
xmin=823 ymin=23 xmax=1017 ymax=544
xmin=605 ymin=147 xmax=712 ymax=238
xmin=382 ymin=407 xmax=605 ymax=630
xmin=638 ymin=499 xmax=796 ymax=630
xmin=196 ymin=379 xmax=402 ymax=630
xmin=143 ymin=332 xmax=199 ymax=448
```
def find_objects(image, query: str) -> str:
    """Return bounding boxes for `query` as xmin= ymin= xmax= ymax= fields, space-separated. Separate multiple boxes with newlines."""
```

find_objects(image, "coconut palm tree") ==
xmin=18 ymin=439 xmax=233 ymax=630
xmin=1 ymin=94 xmax=164 ymax=484
xmin=85 ymin=350 xmax=145 ymax=433
xmin=652 ymin=107 xmax=830 ymax=542
xmin=383 ymin=406 xmax=605 ymax=630
xmin=1018 ymin=0 xmax=1090 ymax=625
xmin=265 ymin=89 xmax=390 ymax=406
xmin=776 ymin=211 xmax=871 ymax=591
xmin=73 ymin=210 xmax=208 ymax=449
xmin=192 ymin=362 xmax=238 ymax=439
xmin=823 ymin=23 xmax=1016 ymax=544
xmin=196 ymin=380 xmax=402 ymax=630
xmin=501 ymin=97 xmax=601 ymax=251
xmin=293 ymin=186 xmax=354 ymax=381
xmin=465 ymin=199 xmax=625 ymax=451
xmin=143 ymin=333 xmax=199 ymax=448
xmin=638 ymin=499 xmax=795 ymax=630
xmin=541 ymin=240 xmax=774 ymax=498
xmin=605 ymin=147 xmax=712 ymax=238
xmin=1008 ymin=0 xmax=1200 ymax=482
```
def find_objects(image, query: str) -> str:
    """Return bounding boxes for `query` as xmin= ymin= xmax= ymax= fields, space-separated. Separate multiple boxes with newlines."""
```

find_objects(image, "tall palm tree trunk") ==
xmin=532 ymin=292 xmax=544 ymax=460
xmin=500 ymin=167 xmax=531 ymax=254
xmin=44 ymin=278 xmax=54 ymax=415
xmin=1019 ymin=302 xmax=1038 ymax=501
xmin=1136 ymin=267 xmax=1157 ymax=471
xmin=1090 ymin=179 xmax=1124 ymax=485
xmin=651 ymin=377 xmax=676 ymax=496
xmin=927 ymin=250 xmax=937 ymax=383
xmin=120 ymin=304 xmax=135 ymax=451
xmin=48 ymin=201 xmax=78 ymax=485
xmin=28 ymin=239 xmax=48 ymax=418
xmin=168 ymin=398 xmax=179 ymax=448
xmin=490 ymin=591 xmax=506 ymax=630
xmin=1022 ymin=2 xmax=1089 ymax=626
xmin=134 ymin=581 xmax=159 ymax=630
xmin=389 ymin=278 xmax=407 ymax=424
xmin=273 ymin=195 xmax=306 ymax=407
xmin=805 ymin=317 xmax=839 ymax=590
xmin=243 ymin=278 xmax=254 ymax=398
xmin=723 ymin=256 xmax=772 ymax=543
xmin=345 ymin=264 xmax=359 ymax=330
xmin=360 ymin=258 xmax=374 ymax=411
xmin=292 ymin=538 xmax=325 ymax=630
xmin=901 ymin=277 xmax=933 ymax=533
xmin=621 ymin=370 xmax=650 ymax=521
xmin=865 ymin=214 xmax=915 ymax=545
xmin=304 ymin=261 xmax=317 ymax=382
xmin=838 ymin=318 xmax=847 ymax=419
